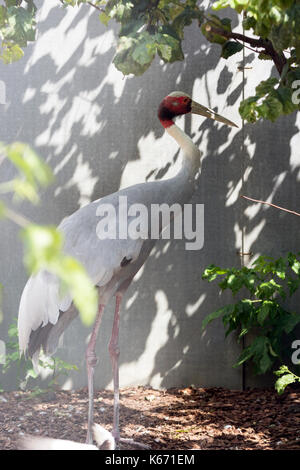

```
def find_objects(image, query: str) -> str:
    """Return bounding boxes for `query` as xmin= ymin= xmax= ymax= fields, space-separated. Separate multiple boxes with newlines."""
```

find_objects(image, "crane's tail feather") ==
xmin=18 ymin=271 xmax=76 ymax=369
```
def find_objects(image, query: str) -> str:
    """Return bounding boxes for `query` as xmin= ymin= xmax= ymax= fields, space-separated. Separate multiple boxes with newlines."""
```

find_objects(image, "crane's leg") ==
xmin=108 ymin=292 xmax=150 ymax=450
xmin=108 ymin=293 xmax=122 ymax=446
xmin=85 ymin=303 xmax=105 ymax=444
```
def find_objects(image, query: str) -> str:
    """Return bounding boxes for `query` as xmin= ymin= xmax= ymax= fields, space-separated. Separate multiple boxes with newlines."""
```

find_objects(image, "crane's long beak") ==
xmin=191 ymin=101 xmax=238 ymax=128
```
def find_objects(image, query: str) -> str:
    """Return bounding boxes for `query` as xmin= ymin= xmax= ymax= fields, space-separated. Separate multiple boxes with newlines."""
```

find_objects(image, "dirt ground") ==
xmin=0 ymin=385 xmax=299 ymax=450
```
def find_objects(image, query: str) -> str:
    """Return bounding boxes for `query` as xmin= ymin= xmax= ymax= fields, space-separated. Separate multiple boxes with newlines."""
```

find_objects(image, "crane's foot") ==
xmin=93 ymin=425 xmax=149 ymax=450
xmin=119 ymin=437 xmax=150 ymax=450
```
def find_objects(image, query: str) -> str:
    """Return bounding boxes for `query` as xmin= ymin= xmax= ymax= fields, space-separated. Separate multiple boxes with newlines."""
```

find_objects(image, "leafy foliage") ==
xmin=63 ymin=0 xmax=204 ymax=76
xmin=0 ymin=142 xmax=98 ymax=326
xmin=210 ymin=0 xmax=300 ymax=122
xmin=0 ymin=318 xmax=35 ymax=388
xmin=0 ymin=1 xmax=37 ymax=64
xmin=0 ymin=142 xmax=53 ymax=203
xmin=59 ymin=0 xmax=300 ymax=122
xmin=0 ymin=318 xmax=78 ymax=394
xmin=239 ymin=75 xmax=299 ymax=123
xmin=274 ymin=365 xmax=300 ymax=394
xmin=21 ymin=225 xmax=98 ymax=326
xmin=3 ymin=1 xmax=300 ymax=122
xmin=202 ymin=253 xmax=300 ymax=376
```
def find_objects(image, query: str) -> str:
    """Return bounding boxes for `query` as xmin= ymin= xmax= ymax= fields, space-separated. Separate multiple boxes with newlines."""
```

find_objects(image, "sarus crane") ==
xmin=18 ymin=91 xmax=237 ymax=448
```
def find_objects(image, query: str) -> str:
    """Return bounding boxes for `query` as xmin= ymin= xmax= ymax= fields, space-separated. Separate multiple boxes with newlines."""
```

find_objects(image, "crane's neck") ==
xmin=165 ymin=122 xmax=201 ymax=203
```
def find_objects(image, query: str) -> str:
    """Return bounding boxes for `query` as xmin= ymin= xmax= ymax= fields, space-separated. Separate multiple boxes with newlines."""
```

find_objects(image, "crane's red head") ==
xmin=158 ymin=92 xmax=192 ymax=129
xmin=158 ymin=91 xmax=238 ymax=129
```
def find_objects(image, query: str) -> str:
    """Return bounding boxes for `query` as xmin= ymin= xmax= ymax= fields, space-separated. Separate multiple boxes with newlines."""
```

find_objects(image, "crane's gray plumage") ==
xmin=18 ymin=91 xmax=237 ymax=446
xmin=18 ymin=124 xmax=200 ymax=365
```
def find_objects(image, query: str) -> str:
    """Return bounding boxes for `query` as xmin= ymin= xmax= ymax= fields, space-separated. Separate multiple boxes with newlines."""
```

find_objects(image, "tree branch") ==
xmin=263 ymin=40 xmax=287 ymax=76
xmin=205 ymin=22 xmax=287 ymax=75
xmin=87 ymin=1 xmax=105 ymax=13
xmin=242 ymin=195 xmax=300 ymax=217
xmin=59 ymin=0 xmax=105 ymax=13
xmin=204 ymin=21 xmax=265 ymax=48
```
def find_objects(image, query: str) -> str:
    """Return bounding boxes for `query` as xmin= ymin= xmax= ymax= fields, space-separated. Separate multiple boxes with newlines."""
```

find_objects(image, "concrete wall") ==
xmin=0 ymin=1 xmax=299 ymax=391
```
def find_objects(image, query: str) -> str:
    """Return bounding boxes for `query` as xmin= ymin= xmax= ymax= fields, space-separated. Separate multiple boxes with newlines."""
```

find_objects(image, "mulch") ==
xmin=0 ymin=385 xmax=299 ymax=450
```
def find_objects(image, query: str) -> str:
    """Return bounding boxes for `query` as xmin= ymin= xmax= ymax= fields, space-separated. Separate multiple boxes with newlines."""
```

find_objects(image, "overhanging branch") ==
xmin=59 ymin=0 xmax=105 ymax=13
xmin=205 ymin=23 xmax=287 ymax=75
xmin=242 ymin=195 xmax=300 ymax=217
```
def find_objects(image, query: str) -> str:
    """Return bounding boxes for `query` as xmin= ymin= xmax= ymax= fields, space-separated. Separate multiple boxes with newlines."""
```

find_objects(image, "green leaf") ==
xmin=0 ymin=42 xmax=24 ymax=64
xmin=212 ymin=0 xmax=231 ymax=11
xmin=287 ymin=277 xmax=300 ymax=296
xmin=5 ymin=1 xmax=20 ymax=7
xmin=0 ymin=5 xmax=7 ymax=26
xmin=56 ymin=256 xmax=98 ymax=326
xmin=239 ymin=327 xmax=248 ymax=339
xmin=99 ymin=11 xmax=110 ymax=26
xmin=234 ymin=336 xmax=272 ymax=374
xmin=258 ymin=95 xmax=283 ymax=122
xmin=113 ymin=35 xmax=153 ymax=76
xmin=225 ymin=272 xmax=244 ymax=294
xmin=234 ymin=344 xmax=254 ymax=367
xmin=21 ymin=224 xmax=98 ymax=326
xmin=21 ymin=225 xmax=63 ymax=272
xmin=5 ymin=142 xmax=53 ymax=188
xmin=257 ymin=300 xmax=273 ymax=325
xmin=108 ymin=1 xmax=133 ymax=22
xmin=2 ymin=6 xmax=36 ymax=47
xmin=282 ymin=312 xmax=300 ymax=334
xmin=255 ymin=279 xmax=285 ymax=299
xmin=213 ymin=0 xmax=248 ymax=14
xmin=275 ymin=87 xmax=297 ymax=115
xmin=221 ymin=40 xmax=243 ymax=59
xmin=275 ymin=368 xmax=298 ymax=394
xmin=274 ymin=365 xmax=289 ymax=377
xmin=256 ymin=78 xmax=278 ymax=97
xmin=132 ymin=35 xmax=156 ymax=65
xmin=269 ymin=6 xmax=283 ymax=25
xmin=259 ymin=348 xmax=273 ymax=374
xmin=156 ymin=30 xmax=183 ymax=62
xmin=202 ymin=264 xmax=228 ymax=282
xmin=119 ymin=17 xmax=145 ymax=37
xmin=202 ymin=304 xmax=235 ymax=330
xmin=172 ymin=7 xmax=204 ymax=39
xmin=0 ymin=201 xmax=6 ymax=218
xmin=269 ymin=343 xmax=278 ymax=358
xmin=275 ymin=257 xmax=286 ymax=279
xmin=12 ymin=179 xmax=39 ymax=203
xmin=8 ymin=321 xmax=18 ymax=338
xmin=239 ymin=96 xmax=259 ymax=123
xmin=291 ymin=259 xmax=300 ymax=275
xmin=258 ymin=52 xmax=272 ymax=61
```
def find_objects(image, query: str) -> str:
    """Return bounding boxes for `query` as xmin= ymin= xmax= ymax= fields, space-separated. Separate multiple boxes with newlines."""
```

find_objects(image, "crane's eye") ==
xmin=183 ymin=97 xmax=189 ymax=103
